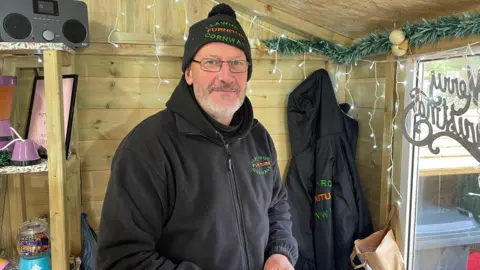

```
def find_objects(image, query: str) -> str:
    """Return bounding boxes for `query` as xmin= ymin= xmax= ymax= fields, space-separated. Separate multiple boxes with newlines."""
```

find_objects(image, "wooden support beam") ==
xmin=379 ymin=53 xmax=397 ymax=228
xmin=0 ymin=176 xmax=12 ymax=259
xmin=44 ymin=50 xmax=69 ymax=270
xmin=221 ymin=0 xmax=352 ymax=46
xmin=63 ymin=55 xmax=82 ymax=257
xmin=411 ymin=35 xmax=480 ymax=55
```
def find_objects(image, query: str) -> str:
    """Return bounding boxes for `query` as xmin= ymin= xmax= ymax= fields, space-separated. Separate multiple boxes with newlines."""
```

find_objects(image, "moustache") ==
xmin=208 ymin=83 xmax=240 ymax=93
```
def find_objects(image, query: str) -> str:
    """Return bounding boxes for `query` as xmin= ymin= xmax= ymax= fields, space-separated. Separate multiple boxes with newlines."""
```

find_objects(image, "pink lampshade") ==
xmin=9 ymin=140 xmax=41 ymax=166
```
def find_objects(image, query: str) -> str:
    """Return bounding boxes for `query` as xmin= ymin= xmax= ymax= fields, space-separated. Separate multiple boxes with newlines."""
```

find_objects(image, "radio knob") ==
xmin=42 ymin=30 xmax=55 ymax=41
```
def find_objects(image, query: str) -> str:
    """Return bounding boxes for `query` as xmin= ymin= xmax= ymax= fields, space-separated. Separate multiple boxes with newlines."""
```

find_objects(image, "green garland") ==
xmin=0 ymin=151 xmax=11 ymax=167
xmin=260 ymin=12 xmax=480 ymax=64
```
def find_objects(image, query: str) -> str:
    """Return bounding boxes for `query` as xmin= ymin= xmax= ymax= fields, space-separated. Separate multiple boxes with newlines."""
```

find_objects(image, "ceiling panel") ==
xmin=260 ymin=0 xmax=480 ymax=39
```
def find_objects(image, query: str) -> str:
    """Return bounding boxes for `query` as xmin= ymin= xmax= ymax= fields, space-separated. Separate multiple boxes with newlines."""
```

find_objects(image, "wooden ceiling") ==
xmin=222 ymin=0 xmax=480 ymax=45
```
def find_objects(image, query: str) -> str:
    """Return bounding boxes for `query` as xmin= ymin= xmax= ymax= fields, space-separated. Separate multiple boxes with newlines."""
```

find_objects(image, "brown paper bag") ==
xmin=350 ymin=206 xmax=405 ymax=270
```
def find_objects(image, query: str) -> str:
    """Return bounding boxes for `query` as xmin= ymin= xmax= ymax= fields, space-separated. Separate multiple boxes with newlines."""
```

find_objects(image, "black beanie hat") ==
xmin=181 ymin=3 xmax=253 ymax=81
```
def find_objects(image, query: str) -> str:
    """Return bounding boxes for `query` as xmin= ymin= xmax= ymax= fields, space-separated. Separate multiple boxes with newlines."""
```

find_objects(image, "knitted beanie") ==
xmin=181 ymin=3 xmax=252 ymax=81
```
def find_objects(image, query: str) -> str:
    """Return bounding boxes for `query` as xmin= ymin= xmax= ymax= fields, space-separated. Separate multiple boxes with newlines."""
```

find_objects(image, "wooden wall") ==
xmin=345 ymin=56 xmax=406 ymax=230
xmin=5 ymin=0 xmax=333 ymax=234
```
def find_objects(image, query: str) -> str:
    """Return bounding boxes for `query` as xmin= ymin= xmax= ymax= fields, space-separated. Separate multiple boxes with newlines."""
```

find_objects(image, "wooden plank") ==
xmin=412 ymin=36 xmax=480 ymax=55
xmin=220 ymin=0 xmax=352 ymax=46
xmin=356 ymin=108 xmax=384 ymax=144
xmin=379 ymin=53 xmax=396 ymax=229
xmin=349 ymin=78 xmax=387 ymax=109
xmin=77 ymin=107 xmax=287 ymax=141
xmin=75 ymin=77 xmax=301 ymax=109
xmin=82 ymin=200 xmax=103 ymax=232
xmin=419 ymin=156 xmax=480 ymax=176
xmin=271 ymin=134 xmax=290 ymax=163
xmin=79 ymin=42 xmax=328 ymax=61
xmin=0 ymin=56 xmax=4 ymax=74
xmin=85 ymin=0 xmax=308 ymax=42
xmin=82 ymin=170 xmax=110 ymax=202
xmin=7 ymin=175 xmax=26 ymax=260
xmin=24 ymin=174 xmax=49 ymax=207
xmin=74 ymin=55 xmax=324 ymax=80
xmin=0 ymin=176 xmax=13 ymax=259
xmin=325 ymin=61 xmax=347 ymax=103
xmin=356 ymin=138 xmax=383 ymax=169
xmin=80 ymin=157 xmax=291 ymax=205
xmin=79 ymin=133 xmax=290 ymax=172
xmin=62 ymin=56 xmax=82 ymax=256
xmin=392 ymin=67 xmax=406 ymax=208
xmin=44 ymin=50 xmax=69 ymax=270
xmin=357 ymin=164 xmax=382 ymax=196
xmin=79 ymin=140 xmax=120 ymax=172
xmin=66 ymin=172 xmax=82 ymax=256
xmin=420 ymin=146 xmax=471 ymax=158
xmin=3 ymin=58 xmax=26 ymax=261
xmin=350 ymin=61 xmax=388 ymax=79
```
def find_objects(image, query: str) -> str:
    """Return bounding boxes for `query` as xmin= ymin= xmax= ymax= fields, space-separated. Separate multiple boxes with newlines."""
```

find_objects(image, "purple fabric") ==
xmin=0 ymin=76 xmax=17 ymax=86
xmin=0 ymin=120 xmax=12 ymax=137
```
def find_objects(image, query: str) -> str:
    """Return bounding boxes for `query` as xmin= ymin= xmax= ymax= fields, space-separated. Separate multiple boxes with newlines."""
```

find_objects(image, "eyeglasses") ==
xmin=192 ymin=58 xmax=250 ymax=73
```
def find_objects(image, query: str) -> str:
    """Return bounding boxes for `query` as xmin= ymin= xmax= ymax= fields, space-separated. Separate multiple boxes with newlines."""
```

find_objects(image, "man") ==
xmin=97 ymin=3 xmax=298 ymax=270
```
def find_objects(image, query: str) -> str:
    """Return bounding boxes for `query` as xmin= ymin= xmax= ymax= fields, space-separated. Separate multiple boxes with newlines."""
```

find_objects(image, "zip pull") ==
xmin=228 ymin=158 xmax=232 ymax=171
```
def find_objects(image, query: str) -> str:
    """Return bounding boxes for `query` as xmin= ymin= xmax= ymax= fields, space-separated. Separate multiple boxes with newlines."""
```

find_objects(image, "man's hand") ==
xmin=264 ymin=254 xmax=294 ymax=270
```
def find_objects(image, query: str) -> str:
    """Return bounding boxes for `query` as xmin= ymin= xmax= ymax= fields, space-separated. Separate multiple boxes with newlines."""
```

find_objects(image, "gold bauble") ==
xmin=389 ymin=29 xmax=406 ymax=45
xmin=391 ymin=45 xmax=407 ymax=56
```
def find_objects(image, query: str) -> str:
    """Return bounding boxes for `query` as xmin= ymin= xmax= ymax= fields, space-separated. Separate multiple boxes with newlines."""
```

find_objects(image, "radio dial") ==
xmin=42 ymin=29 xmax=54 ymax=41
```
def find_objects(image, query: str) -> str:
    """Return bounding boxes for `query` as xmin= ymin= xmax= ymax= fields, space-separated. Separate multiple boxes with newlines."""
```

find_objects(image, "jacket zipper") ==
xmin=223 ymin=138 xmax=250 ymax=270
xmin=188 ymin=131 xmax=251 ymax=268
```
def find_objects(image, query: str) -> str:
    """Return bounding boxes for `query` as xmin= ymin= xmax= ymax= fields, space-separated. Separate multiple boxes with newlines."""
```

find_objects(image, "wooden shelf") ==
xmin=0 ymin=154 xmax=77 ymax=175
xmin=0 ymin=159 xmax=48 ymax=175
xmin=0 ymin=42 xmax=75 ymax=55
xmin=0 ymin=43 xmax=81 ymax=270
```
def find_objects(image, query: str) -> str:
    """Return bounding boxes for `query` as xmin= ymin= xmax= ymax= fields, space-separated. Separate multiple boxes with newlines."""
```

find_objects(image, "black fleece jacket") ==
xmin=97 ymin=77 xmax=298 ymax=270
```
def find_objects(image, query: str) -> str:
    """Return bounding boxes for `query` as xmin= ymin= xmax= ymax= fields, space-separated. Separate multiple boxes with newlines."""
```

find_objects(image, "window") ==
xmin=401 ymin=47 xmax=480 ymax=270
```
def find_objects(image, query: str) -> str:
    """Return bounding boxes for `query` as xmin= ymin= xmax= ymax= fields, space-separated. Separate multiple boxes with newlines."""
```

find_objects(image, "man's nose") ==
xmin=217 ymin=62 xmax=235 ymax=83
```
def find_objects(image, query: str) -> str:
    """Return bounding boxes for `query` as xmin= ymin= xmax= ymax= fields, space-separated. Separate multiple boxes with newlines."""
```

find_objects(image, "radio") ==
xmin=0 ymin=0 xmax=90 ymax=49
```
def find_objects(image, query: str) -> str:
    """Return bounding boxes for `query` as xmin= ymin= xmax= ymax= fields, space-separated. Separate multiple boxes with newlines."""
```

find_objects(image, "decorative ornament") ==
xmin=391 ymin=45 xmax=407 ymax=56
xmin=389 ymin=29 xmax=406 ymax=45
xmin=260 ymin=12 xmax=480 ymax=64
xmin=402 ymin=68 xmax=480 ymax=162
xmin=389 ymin=29 xmax=409 ymax=57
xmin=255 ymin=39 xmax=270 ymax=55
xmin=0 ymin=151 xmax=11 ymax=166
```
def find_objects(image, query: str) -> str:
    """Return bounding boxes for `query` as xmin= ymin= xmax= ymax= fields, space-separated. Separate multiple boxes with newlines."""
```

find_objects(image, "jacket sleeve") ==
xmin=264 ymin=135 xmax=299 ymax=266
xmin=97 ymin=146 xmax=202 ymax=270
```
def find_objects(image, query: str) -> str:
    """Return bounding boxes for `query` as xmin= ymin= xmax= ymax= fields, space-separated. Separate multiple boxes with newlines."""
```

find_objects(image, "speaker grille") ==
xmin=3 ymin=13 xmax=32 ymax=39
xmin=62 ymin=19 xmax=87 ymax=44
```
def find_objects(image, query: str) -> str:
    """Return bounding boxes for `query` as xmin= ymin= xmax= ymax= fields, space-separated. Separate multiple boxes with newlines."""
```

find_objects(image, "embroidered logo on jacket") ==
xmin=314 ymin=179 xmax=332 ymax=220
xmin=251 ymin=156 xmax=272 ymax=175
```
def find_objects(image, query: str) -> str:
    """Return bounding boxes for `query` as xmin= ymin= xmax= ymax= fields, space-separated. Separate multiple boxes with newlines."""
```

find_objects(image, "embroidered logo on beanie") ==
xmin=205 ymin=21 xmax=247 ymax=46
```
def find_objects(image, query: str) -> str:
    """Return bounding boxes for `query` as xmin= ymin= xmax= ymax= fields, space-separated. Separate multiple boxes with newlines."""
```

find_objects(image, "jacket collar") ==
xmin=166 ymin=76 xmax=254 ymax=144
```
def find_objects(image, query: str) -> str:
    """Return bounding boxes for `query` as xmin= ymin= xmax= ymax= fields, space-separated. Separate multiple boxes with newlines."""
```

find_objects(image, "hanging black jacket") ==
xmin=285 ymin=69 xmax=373 ymax=270
xmin=97 ymin=77 xmax=298 ymax=270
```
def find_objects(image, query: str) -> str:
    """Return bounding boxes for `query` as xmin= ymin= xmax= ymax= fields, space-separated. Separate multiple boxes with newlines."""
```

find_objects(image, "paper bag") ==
xmin=350 ymin=206 xmax=405 ymax=270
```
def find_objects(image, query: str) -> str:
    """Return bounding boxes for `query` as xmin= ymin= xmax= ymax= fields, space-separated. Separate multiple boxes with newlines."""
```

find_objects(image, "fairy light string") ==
xmin=105 ymin=2 xmax=480 ymax=193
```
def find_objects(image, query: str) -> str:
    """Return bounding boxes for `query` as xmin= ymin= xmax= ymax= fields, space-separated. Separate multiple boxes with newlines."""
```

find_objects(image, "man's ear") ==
xmin=185 ymin=64 xmax=193 ymax=85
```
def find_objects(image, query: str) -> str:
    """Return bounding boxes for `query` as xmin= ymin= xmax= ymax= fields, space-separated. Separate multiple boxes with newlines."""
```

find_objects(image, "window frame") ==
xmin=400 ymin=44 xmax=480 ymax=269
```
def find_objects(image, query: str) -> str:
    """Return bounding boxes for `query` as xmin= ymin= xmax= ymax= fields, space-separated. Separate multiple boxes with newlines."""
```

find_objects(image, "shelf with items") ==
xmin=0 ymin=42 xmax=81 ymax=270
xmin=0 ymin=153 xmax=78 ymax=175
